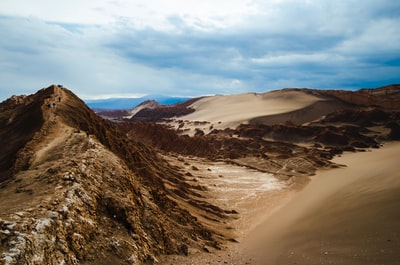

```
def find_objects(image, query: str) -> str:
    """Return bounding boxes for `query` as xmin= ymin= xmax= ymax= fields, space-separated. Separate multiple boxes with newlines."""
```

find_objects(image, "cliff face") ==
xmin=0 ymin=85 xmax=227 ymax=265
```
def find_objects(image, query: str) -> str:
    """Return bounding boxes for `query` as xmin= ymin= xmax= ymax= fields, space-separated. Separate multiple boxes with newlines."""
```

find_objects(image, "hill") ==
xmin=0 ymin=85 xmax=230 ymax=264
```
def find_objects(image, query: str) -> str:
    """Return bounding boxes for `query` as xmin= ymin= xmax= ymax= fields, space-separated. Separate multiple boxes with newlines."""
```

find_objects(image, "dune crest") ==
xmin=182 ymin=90 xmax=323 ymax=129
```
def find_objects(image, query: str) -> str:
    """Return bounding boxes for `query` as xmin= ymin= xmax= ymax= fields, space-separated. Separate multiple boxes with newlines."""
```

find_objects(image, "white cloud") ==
xmin=0 ymin=0 xmax=258 ymax=30
xmin=335 ymin=18 xmax=400 ymax=55
xmin=251 ymin=53 xmax=341 ymax=66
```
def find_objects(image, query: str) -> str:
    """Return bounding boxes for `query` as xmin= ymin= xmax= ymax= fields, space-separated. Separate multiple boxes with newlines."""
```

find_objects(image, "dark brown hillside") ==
xmin=311 ymin=84 xmax=400 ymax=110
xmin=0 ymin=88 xmax=54 ymax=182
xmin=125 ymin=122 xmax=217 ymax=158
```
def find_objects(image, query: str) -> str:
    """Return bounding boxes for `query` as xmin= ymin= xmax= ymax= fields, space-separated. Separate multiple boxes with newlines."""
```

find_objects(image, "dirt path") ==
xmin=31 ymin=123 xmax=71 ymax=166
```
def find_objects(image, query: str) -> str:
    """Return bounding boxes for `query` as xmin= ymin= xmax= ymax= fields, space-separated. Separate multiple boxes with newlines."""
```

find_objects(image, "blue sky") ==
xmin=0 ymin=0 xmax=399 ymax=101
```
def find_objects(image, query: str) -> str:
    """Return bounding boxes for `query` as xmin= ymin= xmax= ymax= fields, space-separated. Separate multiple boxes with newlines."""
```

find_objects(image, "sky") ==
xmin=0 ymin=0 xmax=399 ymax=101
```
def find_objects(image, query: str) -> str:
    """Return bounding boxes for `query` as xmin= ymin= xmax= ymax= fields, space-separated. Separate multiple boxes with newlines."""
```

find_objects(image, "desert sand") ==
xmin=239 ymin=143 xmax=400 ymax=264
xmin=239 ymin=141 xmax=400 ymax=264
xmin=181 ymin=90 xmax=323 ymax=129
xmin=160 ymin=142 xmax=400 ymax=264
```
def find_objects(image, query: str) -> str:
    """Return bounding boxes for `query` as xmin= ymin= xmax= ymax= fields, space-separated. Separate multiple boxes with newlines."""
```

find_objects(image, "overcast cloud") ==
xmin=0 ymin=0 xmax=399 ymax=100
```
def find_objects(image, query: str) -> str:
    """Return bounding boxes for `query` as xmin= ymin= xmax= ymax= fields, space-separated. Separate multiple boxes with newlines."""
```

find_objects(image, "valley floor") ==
xmin=159 ymin=141 xmax=400 ymax=264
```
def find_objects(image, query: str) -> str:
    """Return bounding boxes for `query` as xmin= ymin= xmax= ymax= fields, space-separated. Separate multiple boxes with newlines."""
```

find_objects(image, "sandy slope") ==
xmin=241 ymin=142 xmax=400 ymax=264
xmin=181 ymin=90 xmax=323 ymax=129
xmin=159 ymin=142 xmax=400 ymax=265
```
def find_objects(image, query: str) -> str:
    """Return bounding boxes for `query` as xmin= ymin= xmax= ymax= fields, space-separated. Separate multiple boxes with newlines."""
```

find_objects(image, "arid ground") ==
xmin=159 ymin=142 xmax=400 ymax=264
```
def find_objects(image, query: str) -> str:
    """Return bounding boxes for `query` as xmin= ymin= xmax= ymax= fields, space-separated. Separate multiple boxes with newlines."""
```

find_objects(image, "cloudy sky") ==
xmin=0 ymin=0 xmax=399 ymax=101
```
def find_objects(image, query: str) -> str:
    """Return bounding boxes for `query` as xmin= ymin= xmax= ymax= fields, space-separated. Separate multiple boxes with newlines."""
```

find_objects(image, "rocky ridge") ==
xmin=0 ymin=85 xmax=230 ymax=265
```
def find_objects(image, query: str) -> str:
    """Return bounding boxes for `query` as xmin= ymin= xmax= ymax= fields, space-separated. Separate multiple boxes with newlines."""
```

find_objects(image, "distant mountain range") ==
xmin=85 ymin=95 xmax=191 ymax=110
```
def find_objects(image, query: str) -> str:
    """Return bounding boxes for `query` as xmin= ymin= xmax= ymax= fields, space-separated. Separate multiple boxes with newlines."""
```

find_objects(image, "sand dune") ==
xmin=241 ymin=142 xmax=400 ymax=264
xmin=182 ymin=90 xmax=323 ymax=129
